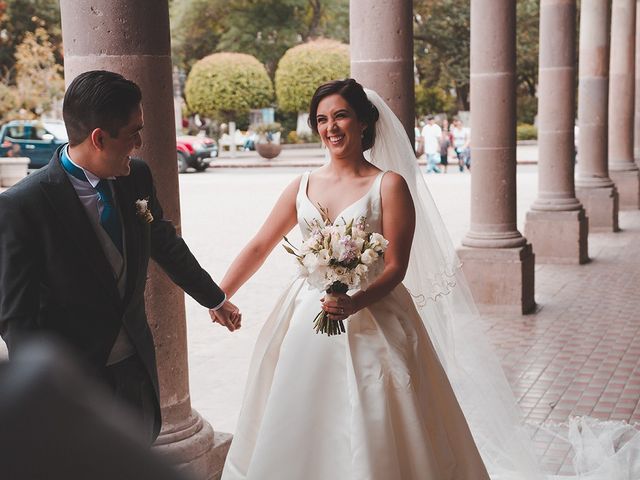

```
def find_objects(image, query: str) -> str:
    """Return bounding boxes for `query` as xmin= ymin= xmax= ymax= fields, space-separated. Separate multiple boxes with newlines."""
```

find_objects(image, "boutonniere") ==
xmin=135 ymin=198 xmax=154 ymax=223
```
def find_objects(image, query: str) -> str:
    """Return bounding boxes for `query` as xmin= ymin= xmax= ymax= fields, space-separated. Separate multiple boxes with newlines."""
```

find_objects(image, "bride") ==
xmin=217 ymin=79 xmax=640 ymax=479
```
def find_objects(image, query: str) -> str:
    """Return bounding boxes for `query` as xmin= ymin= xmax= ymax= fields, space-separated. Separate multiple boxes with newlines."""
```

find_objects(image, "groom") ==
xmin=0 ymin=70 xmax=240 ymax=443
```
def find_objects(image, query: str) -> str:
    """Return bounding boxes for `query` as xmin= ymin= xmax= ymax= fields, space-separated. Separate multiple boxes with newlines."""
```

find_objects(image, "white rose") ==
xmin=302 ymin=253 xmax=318 ymax=271
xmin=360 ymin=248 xmax=378 ymax=265
xmin=317 ymin=249 xmax=331 ymax=266
xmin=354 ymin=263 xmax=369 ymax=278
xmin=369 ymin=233 xmax=389 ymax=250
xmin=308 ymin=268 xmax=330 ymax=291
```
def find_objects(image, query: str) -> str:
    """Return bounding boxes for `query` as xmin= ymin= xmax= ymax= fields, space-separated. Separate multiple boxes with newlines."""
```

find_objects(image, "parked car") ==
xmin=0 ymin=120 xmax=68 ymax=169
xmin=176 ymin=135 xmax=218 ymax=173
xmin=1 ymin=120 xmax=218 ymax=174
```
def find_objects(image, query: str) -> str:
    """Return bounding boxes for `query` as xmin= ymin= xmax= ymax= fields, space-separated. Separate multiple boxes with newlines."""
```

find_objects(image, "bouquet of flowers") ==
xmin=283 ymin=210 xmax=389 ymax=336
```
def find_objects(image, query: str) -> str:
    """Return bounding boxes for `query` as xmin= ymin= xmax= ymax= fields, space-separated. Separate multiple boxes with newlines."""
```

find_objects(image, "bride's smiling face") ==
xmin=316 ymin=94 xmax=367 ymax=157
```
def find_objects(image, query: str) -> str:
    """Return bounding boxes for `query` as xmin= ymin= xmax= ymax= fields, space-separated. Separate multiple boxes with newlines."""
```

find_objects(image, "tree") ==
xmin=170 ymin=0 xmax=349 ymax=75
xmin=415 ymin=83 xmax=456 ymax=118
xmin=170 ymin=0 xmax=229 ymax=70
xmin=0 ymin=82 xmax=18 ymax=121
xmin=413 ymin=0 xmax=540 ymax=122
xmin=414 ymin=0 xmax=470 ymax=110
xmin=1 ymin=26 xmax=64 ymax=120
xmin=184 ymin=52 xmax=274 ymax=122
xmin=219 ymin=0 xmax=349 ymax=74
xmin=0 ymin=0 xmax=61 ymax=79
xmin=274 ymin=39 xmax=349 ymax=113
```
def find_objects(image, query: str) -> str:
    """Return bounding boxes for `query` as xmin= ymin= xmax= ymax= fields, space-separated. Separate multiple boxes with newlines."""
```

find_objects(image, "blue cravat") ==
xmin=60 ymin=148 xmax=124 ymax=255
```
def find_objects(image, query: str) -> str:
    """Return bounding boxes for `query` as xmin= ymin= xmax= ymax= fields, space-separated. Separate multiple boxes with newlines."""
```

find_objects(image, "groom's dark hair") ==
xmin=63 ymin=70 xmax=142 ymax=146
xmin=308 ymin=78 xmax=380 ymax=151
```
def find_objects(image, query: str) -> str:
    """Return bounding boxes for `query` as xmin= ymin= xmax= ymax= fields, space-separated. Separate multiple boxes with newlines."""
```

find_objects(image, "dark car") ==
xmin=176 ymin=135 xmax=218 ymax=173
xmin=0 ymin=120 xmax=68 ymax=169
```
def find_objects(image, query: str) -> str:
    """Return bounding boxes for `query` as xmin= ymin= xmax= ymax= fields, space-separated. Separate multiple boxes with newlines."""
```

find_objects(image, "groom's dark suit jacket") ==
xmin=0 ymin=147 xmax=225 ymax=438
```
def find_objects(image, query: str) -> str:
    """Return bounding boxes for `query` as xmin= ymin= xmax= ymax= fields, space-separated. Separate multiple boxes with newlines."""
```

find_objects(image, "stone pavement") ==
xmin=1 ymin=164 xmax=638 ymax=475
xmin=176 ymin=165 xmax=640 ymax=476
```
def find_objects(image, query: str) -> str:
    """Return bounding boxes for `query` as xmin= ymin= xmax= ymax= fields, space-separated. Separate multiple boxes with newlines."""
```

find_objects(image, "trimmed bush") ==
xmin=516 ymin=123 xmax=537 ymax=141
xmin=185 ymin=52 xmax=274 ymax=121
xmin=275 ymin=39 xmax=350 ymax=113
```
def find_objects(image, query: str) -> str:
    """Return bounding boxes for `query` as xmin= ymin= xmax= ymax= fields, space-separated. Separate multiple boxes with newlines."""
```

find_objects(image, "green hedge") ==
xmin=517 ymin=123 xmax=537 ymax=141
xmin=185 ymin=52 xmax=274 ymax=121
xmin=275 ymin=39 xmax=350 ymax=113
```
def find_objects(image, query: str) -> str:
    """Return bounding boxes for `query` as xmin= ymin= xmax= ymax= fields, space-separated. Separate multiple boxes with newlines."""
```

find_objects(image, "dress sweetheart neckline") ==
xmin=303 ymin=171 xmax=385 ymax=224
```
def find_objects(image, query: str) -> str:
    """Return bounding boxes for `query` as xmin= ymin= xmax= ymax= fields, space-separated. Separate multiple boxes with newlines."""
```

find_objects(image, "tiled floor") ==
xmin=482 ymin=210 xmax=640 ymax=474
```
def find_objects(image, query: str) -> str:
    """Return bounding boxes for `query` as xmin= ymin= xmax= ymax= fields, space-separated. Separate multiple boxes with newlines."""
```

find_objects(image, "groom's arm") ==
xmin=134 ymin=161 xmax=226 ymax=309
xmin=0 ymin=194 xmax=40 ymax=352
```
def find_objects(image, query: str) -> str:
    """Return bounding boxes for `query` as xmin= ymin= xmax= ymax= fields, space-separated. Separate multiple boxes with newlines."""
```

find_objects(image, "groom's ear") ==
xmin=90 ymin=128 xmax=106 ymax=151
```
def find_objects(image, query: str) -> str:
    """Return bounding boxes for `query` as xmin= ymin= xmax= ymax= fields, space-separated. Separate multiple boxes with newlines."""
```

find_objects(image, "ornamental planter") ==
xmin=0 ymin=157 xmax=29 ymax=187
xmin=256 ymin=142 xmax=282 ymax=160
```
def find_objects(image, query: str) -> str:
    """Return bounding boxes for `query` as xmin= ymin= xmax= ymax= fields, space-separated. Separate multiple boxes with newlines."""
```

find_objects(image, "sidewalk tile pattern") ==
xmin=482 ymin=211 xmax=640 ymax=474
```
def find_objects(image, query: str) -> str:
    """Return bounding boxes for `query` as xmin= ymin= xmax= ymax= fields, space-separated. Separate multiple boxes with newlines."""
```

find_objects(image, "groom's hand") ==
xmin=209 ymin=300 xmax=242 ymax=332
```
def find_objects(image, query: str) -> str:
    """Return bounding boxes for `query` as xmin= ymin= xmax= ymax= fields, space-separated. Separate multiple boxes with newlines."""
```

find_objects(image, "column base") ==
xmin=609 ymin=169 xmax=640 ymax=210
xmin=575 ymin=185 xmax=619 ymax=232
xmin=524 ymin=209 xmax=589 ymax=264
xmin=456 ymin=243 xmax=535 ymax=314
xmin=154 ymin=410 xmax=232 ymax=480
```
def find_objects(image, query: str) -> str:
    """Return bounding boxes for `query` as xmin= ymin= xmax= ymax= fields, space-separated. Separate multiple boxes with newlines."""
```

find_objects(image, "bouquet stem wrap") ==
xmin=314 ymin=281 xmax=349 ymax=336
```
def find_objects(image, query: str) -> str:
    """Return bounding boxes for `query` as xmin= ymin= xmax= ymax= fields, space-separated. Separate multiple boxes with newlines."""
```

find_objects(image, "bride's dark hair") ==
xmin=308 ymin=78 xmax=380 ymax=151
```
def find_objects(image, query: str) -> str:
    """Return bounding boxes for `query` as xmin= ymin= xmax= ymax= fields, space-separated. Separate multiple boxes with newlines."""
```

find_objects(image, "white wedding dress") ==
xmin=221 ymin=170 xmax=490 ymax=480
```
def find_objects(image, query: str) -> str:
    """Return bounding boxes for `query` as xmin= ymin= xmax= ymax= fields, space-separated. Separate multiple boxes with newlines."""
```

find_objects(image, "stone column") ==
xmin=524 ymin=0 xmax=589 ymax=264
xmin=59 ymin=2 xmax=230 ymax=479
xmin=636 ymin=0 xmax=640 ymax=161
xmin=576 ymin=0 xmax=619 ymax=231
xmin=633 ymin=0 xmax=640 ymax=161
xmin=350 ymin=0 xmax=415 ymax=146
xmin=609 ymin=0 xmax=640 ymax=209
xmin=457 ymin=0 xmax=535 ymax=314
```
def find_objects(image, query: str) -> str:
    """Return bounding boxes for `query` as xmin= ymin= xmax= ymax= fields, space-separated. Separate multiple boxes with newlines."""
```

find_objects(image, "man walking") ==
xmin=0 ymin=70 xmax=240 ymax=443
xmin=421 ymin=115 xmax=442 ymax=173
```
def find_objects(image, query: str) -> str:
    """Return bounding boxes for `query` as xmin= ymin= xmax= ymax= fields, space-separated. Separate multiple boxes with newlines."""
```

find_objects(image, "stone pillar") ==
xmin=576 ymin=0 xmax=619 ymax=231
xmin=59 ymin=2 xmax=230 ymax=479
xmin=350 ymin=0 xmax=415 ymax=146
xmin=636 ymin=0 xmax=640 ymax=161
xmin=458 ymin=0 xmax=535 ymax=314
xmin=524 ymin=0 xmax=589 ymax=264
xmin=609 ymin=0 xmax=640 ymax=209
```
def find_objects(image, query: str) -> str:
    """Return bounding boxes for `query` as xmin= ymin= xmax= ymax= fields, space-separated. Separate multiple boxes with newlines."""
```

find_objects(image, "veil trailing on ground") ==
xmin=363 ymin=89 xmax=640 ymax=479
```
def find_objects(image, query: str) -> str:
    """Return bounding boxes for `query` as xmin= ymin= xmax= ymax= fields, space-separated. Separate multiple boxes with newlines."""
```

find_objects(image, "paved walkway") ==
xmin=487 ymin=209 xmax=640 ymax=474
xmin=177 ymin=166 xmax=640 ymax=476
xmin=1 ymin=164 xmax=638 ymax=476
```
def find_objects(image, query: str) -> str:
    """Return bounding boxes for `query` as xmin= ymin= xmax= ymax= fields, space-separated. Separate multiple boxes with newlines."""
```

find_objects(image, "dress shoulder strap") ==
xmin=296 ymin=171 xmax=310 ymax=201
xmin=375 ymin=170 xmax=387 ymax=193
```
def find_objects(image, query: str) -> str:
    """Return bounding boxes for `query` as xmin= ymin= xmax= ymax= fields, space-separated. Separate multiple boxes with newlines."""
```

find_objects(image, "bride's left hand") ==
xmin=321 ymin=293 xmax=358 ymax=321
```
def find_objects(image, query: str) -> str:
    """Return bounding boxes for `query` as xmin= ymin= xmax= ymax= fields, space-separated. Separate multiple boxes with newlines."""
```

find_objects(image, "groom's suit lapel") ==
xmin=39 ymin=153 xmax=122 ymax=307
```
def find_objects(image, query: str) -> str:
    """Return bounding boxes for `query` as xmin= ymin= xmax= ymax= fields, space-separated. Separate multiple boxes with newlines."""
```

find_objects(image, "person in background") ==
xmin=451 ymin=118 xmax=470 ymax=172
xmin=439 ymin=118 xmax=452 ymax=174
xmin=421 ymin=115 xmax=442 ymax=174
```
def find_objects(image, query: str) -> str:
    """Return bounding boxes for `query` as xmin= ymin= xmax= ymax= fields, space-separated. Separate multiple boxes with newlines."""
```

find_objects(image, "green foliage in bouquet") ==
xmin=275 ymin=39 xmax=350 ymax=113
xmin=185 ymin=52 xmax=274 ymax=122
